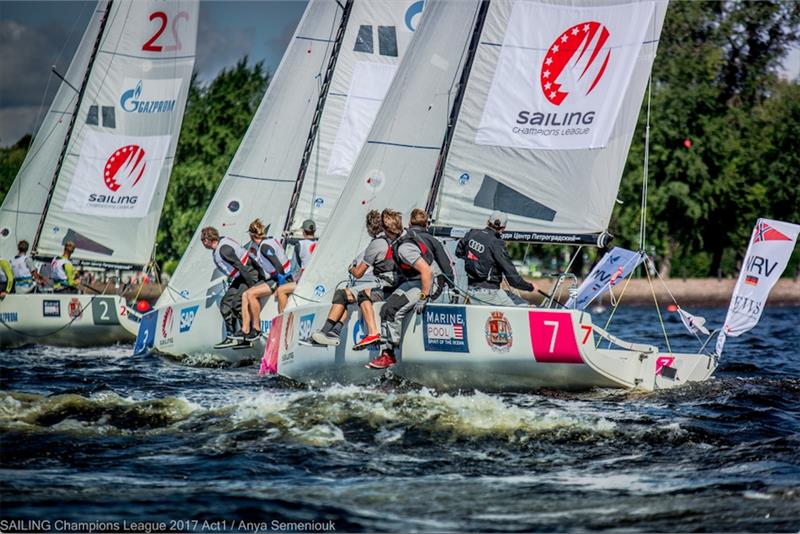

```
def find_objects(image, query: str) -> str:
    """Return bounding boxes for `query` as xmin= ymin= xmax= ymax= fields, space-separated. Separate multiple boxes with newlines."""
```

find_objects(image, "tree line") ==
xmin=2 ymin=3 xmax=798 ymax=277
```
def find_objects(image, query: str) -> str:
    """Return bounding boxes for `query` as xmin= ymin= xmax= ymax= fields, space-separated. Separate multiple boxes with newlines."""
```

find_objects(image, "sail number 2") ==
xmin=142 ymin=11 xmax=190 ymax=52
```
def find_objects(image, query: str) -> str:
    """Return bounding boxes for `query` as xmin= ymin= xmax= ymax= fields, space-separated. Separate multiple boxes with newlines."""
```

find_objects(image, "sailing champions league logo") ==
xmin=540 ymin=22 xmax=610 ymax=106
xmin=161 ymin=307 xmax=174 ymax=338
xmin=103 ymin=145 xmax=147 ymax=192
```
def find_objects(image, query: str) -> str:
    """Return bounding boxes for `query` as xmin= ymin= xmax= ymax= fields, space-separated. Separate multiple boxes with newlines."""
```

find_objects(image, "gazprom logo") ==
xmin=120 ymin=79 xmax=178 ymax=114
xmin=179 ymin=305 xmax=199 ymax=333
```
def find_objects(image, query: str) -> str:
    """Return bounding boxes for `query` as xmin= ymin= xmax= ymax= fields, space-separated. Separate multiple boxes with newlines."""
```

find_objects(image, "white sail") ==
xmin=0 ymin=2 xmax=109 ymax=260
xmin=157 ymin=0 xmax=343 ymax=306
xmin=32 ymin=0 xmax=198 ymax=267
xmin=433 ymin=0 xmax=666 ymax=239
xmin=287 ymin=0 xmax=420 ymax=238
xmin=294 ymin=0 xmax=483 ymax=302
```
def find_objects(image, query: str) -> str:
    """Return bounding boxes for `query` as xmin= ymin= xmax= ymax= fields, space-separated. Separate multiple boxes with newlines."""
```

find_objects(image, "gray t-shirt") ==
xmin=363 ymin=237 xmax=389 ymax=266
xmin=398 ymin=242 xmax=441 ymax=276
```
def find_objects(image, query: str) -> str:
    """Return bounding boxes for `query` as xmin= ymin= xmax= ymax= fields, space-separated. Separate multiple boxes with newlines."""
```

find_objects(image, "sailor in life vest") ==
xmin=200 ymin=226 xmax=265 ymax=348
xmin=310 ymin=209 xmax=399 ymax=347
xmin=275 ymin=218 xmax=317 ymax=313
xmin=0 ymin=258 xmax=13 ymax=299
xmin=11 ymin=240 xmax=43 ymax=294
xmin=51 ymin=241 xmax=78 ymax=293
xmin=455 ymin=210 xmax=535 ymax=306
xmin=240 ymin=218 xmax=292 ymax=343
xmin=367 ymin=208 xmax=455 ymax=370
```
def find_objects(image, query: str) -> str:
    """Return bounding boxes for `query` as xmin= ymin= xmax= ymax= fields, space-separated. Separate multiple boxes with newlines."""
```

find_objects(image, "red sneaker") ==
xmin=353 ymin=333 xmax=381 ymax=351
xmin=366 ymin=351 xmax=396 ymax=369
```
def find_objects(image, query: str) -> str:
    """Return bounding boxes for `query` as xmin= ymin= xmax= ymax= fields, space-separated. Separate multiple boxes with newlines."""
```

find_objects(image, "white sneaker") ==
xmin=311 ymin=330 xmax=340 ymax=346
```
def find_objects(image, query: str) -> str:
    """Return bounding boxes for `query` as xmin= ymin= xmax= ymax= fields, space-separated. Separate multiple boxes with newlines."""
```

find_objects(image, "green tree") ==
xmin=0 ymin=135 xmax=32 ymax=204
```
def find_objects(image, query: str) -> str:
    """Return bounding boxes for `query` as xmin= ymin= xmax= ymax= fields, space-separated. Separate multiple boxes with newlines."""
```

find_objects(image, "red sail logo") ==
xmin=103 ymin=145 xmax=146 ymax=192
xmin=540 ymin=21 xmax=610 ymax=106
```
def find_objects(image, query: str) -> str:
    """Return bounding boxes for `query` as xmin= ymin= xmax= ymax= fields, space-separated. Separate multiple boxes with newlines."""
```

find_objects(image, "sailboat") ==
xmin=266 ymin=0 xmax=722 ymax=391
xmin=139 ymin=0 xmax=423 ymax=361
xmin=0 ymin=0 xmax=198 ymax=349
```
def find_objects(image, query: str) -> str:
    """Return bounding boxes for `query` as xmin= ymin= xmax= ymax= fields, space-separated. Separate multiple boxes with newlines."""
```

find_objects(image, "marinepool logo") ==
xmin=179 ymin=305 xmax=199 ymax=333
xmin=540 ymin=22 xmax=610 ymax=106
xmin=485 ymin=311 xmax=512 ymax=353
xmin=161 ymin=307 xmax=174 ymax=338
xmin=422 ymin=305 xmax=469 ymax=353
xmin=120 ymin=79 xmax=178 ymax=114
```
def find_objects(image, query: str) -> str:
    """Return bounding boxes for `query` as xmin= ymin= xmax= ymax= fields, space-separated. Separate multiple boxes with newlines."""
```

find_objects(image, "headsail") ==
xmin=294 ymin=0 xmax=485 ymax=302
xmin=432 ymin=0 xmax=666 ymax=241
xmin=0 ymin=2 xmax=109 ymax=260
xmin=30 ymin=0 xmax=198 ymax=268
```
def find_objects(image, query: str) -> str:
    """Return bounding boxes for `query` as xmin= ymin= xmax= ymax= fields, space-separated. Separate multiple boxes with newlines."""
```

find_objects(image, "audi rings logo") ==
xmin=104 ymin=145 xmax=147 ymax=191
xmin=540 ymin=22 xmax=610 ymax=106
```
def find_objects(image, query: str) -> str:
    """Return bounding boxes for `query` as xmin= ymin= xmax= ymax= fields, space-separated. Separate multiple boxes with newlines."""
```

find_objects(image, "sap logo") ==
xmin=468 ymin=239 xmax=484 ymax=253
xmin=179 ymin=305 xmax=199 ymax=333
xmin=745 ymin=256 xmax=779 ymax=277
xmin=299 ymin=313 xmax=315 ymax=340
xmin=313 ymin=196 xmax=324 ymax=208
xmin=314 ymin=284 xmax=326 ymax=298
xmin=120 ymin=80 xmax=177 ymax=114
xmin=405 ymin=0 xmax=424 ymax=32
xmin=540 ymin=22 xmax=611 ymax=106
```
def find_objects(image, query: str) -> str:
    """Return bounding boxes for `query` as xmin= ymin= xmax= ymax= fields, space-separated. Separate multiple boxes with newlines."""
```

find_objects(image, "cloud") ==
xmin=194 ymin=13 xmax=257 ymax=83
xmin=0 ymin=106 xmax=42 ymax=146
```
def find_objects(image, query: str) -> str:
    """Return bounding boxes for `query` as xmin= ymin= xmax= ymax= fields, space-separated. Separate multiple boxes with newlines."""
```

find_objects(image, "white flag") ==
xmin=677 ymin=307 xmax=710 ymax=336
xmin=567 ymin=247 xmax=643 ymax=309
xmin=716 ymin=218 xmax=799 ymax=354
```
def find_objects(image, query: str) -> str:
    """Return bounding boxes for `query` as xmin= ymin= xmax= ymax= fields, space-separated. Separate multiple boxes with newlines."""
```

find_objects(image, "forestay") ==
xmin=288 ymin=0 xmax=421 ymax=238
xmin=433 ymin=0 xmax=666 ymax=239
xmin=0 ymin=2 xmax=107 ymax=260
xmin=32 ymin=0 xmax=198 ymax=267
xmin=158 ymin=0 xmax=343 ymax=306
xmin=294 ymin=0 xmax=483 ymax=303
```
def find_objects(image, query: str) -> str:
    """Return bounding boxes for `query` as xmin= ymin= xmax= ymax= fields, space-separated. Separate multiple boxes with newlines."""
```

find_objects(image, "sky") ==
xmin=0 ymin=0 xmax=308 ymax=146
xmin=0 ymin=0 xmax=798 ymax=147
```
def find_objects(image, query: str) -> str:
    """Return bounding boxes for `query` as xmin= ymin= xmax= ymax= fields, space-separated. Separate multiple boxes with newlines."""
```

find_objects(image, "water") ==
xmin=2 ymin=307 xmax=799 ymax=532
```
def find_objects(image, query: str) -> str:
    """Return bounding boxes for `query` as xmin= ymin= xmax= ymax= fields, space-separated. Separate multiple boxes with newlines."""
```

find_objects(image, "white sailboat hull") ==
xmin=275 ymin=303 xmax=718 ymax=392
xmin=0 ymin=294 xmax=138 ymax=349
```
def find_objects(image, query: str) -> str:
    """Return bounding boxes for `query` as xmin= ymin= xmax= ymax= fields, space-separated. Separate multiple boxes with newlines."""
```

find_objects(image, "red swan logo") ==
xmin=161 ymin=307 xmax=174 ymax=337
xmin=104 ymin=145 xmax=146 ymax=192
xmin=540 ymin=21 xmax=610 ymax=106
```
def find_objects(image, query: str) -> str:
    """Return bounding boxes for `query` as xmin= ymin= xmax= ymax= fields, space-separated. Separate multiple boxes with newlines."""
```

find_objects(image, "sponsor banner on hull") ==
xmin=476 ymin=1 xmax=655 ymax=150
xmin=64 ymin=131 xmax=171 ymax=218
xmin=179 ymin=305 xmax=199 ymax=333
xmin=134 ymin=310 xmax=158 ymax=355
xmin=423 ymin=305 xmax=469 ymax=353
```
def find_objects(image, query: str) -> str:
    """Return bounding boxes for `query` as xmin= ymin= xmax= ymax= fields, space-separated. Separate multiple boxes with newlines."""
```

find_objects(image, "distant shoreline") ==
xmin=523 ymin=278 xmax=800 ymax=307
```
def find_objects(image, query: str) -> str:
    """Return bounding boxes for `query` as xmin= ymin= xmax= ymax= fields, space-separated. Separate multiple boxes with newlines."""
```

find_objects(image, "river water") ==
xmin=1 ymin=306 xmax=799 ymax=532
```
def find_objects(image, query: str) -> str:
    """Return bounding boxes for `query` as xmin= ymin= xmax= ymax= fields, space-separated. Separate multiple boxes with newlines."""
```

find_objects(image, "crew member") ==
xmin=455 ymin=210 xmax=535 ymax=306
xmin=200 ymin=226 xmax=263 ymax=348
xmin=11 ymin=240 xmax=43 ymax=294
xmin=0 ymin=259 xmax=14 ymax=299
xmin=367 ymin=208 xmax=454 ymax=370
xmin=276 ymin=219 xmax=316 ymax=313
xmin=51 ymin=241 xmax=78 ymax=293
xmin=241 ymin=219 xmax=292 ymax=342
xmin=310 ymin=210 xmax=398 ymax=347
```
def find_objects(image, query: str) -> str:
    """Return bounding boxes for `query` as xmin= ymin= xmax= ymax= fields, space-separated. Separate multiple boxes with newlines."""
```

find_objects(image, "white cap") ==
xmin=488 ymin=210 xmax=508 ymax=228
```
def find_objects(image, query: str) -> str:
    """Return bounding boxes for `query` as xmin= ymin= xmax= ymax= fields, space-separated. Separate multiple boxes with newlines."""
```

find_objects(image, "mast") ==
xmin=281 ymin=0 xmax=354 ymax=241
xmin=424 ymin=0 xmax=490 ymax=217
xmin=32 ymin=0 xmax=114 ymax=258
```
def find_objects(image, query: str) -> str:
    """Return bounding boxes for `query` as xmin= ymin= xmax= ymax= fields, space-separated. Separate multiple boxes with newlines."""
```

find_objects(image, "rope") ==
xmin=600 ymin=267 xmax=635 ymax=348
xmin=647 ymin=255 xmax=706 ymax=347
xmin=644 ymin=259 xmax=672 ymax=354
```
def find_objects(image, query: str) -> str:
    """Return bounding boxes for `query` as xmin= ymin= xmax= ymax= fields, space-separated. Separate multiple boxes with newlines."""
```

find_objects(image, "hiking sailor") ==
xmin=200 ymin=226 xmax=264 ymax=348
xmin=366 ymin=208 xmax=455 ymax=370
xmin=11 ymin=240 xmax=43 ymax=294
xmin=51 ymin=241 xmax=79 ymax=293
xmin=310 ymin=210 xmax=398 ymax=347
xmin=276 ymin=218 xmax=317 ymax=313
xmin=455 ymin=210 xmax=535 ymax=306
xmin=0 ymin=258 xmax=13 ymax=299
xmin=240 ymin=219 xmax=292 ymax=342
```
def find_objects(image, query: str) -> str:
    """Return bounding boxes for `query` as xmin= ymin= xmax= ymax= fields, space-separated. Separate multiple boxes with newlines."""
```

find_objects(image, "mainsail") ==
xmin=294 ymin=0 xmax=667 ymax=302
xmin=160 ymin=0 xmax=420 ymax=306
xmin=1 ymin=0 xmax=198 ymax=269
xmin=0 ymin=2 xmax=108 ymax=260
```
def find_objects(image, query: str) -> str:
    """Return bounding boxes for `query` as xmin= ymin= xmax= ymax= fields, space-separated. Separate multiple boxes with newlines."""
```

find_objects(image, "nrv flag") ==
xmin=567 ymin=247 xmax=643 ymax=309
xmin=716 ymin=218 xmax=799 ymax=355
